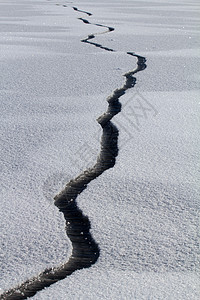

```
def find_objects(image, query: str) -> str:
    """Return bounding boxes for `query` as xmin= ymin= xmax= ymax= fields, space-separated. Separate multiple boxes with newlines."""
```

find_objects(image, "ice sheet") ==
xmin=1 ymin=0 xmax=199 ymax=298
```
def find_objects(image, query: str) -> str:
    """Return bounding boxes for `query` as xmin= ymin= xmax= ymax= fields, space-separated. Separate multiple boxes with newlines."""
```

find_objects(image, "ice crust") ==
xmin=0 ymin=0 xmax=199 ymax=298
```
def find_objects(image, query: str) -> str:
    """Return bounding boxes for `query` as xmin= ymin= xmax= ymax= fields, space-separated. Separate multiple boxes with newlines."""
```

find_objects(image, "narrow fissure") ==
xmin=73 ymin=6 xmax=92 ymax=16
xmin=1 ymin=3 xmax=146 ymax=300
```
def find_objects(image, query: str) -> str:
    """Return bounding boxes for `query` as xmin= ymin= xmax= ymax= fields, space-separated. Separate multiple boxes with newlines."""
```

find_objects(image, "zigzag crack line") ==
xmin=80 ymin=19 xmax=115 ymax=52
xmin=73 ymin=6 xmax=92 ymax=16
xmin=78 ymin=17 xmax=114 ymax=32
xmin=0 ymin=5 xmax=146 ymax=300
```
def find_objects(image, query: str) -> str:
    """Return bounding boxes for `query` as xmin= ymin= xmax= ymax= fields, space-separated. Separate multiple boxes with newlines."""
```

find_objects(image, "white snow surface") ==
xmin=0 ymin=0 xmax=199 ymax=299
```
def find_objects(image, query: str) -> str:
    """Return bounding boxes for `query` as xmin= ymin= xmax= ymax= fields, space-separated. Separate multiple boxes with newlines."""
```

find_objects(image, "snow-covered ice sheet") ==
xmin=1 ymin=0 xmax=199 ymax=298
xmin=33 ymin=269 xmax=199 ymax=300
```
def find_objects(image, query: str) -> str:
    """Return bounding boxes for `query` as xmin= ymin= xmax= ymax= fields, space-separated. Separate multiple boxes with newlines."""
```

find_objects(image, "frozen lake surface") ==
xmin=0 ymin=0 xmax=199 ymax=299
